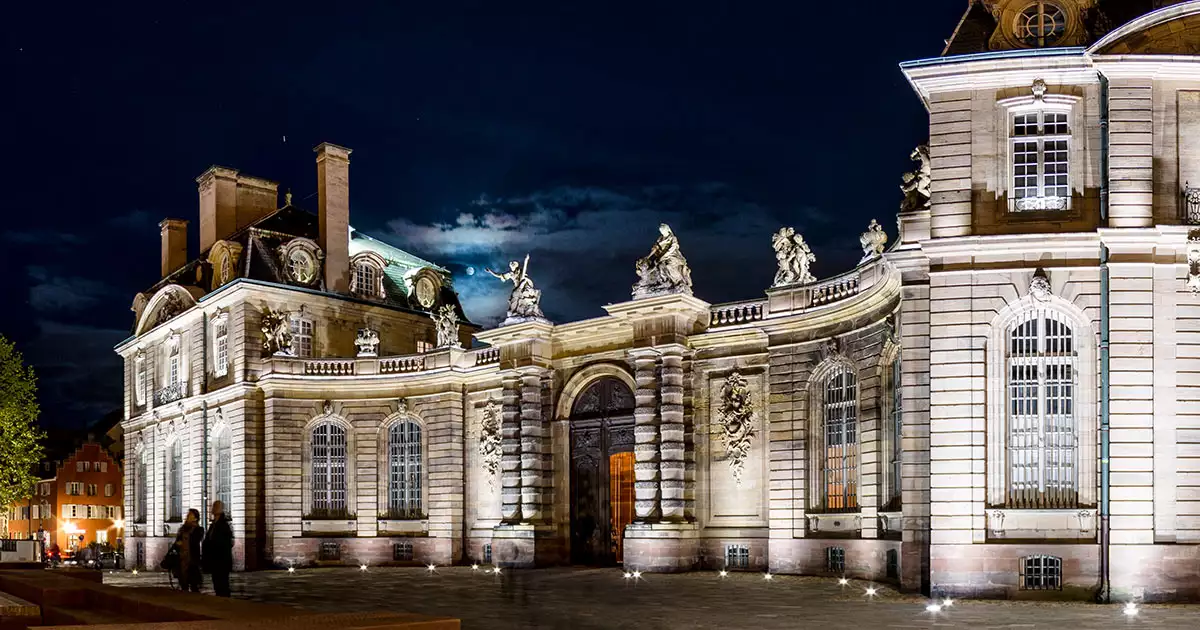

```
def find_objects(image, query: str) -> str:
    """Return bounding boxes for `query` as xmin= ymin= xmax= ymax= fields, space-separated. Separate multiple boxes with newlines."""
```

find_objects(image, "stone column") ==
xmin=658 ymin=345 xmax=686 ymax=521
xmin=631 ymin=349 xmax=661 ymax=522
xmin=499 ymin=373 xmax=523 ymax=523
xmin=518 ymin=367 xmax=548 ymax=523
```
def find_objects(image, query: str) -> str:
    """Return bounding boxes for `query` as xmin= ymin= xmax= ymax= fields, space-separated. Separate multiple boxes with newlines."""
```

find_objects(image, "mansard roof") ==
xmin=941 ymin=0 xmax=1167 ymax=57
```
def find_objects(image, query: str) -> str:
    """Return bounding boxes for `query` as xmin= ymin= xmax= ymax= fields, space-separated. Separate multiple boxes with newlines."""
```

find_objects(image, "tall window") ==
xmin=135 ymin=451 xmax=147 ymax=523
xmin=168 ymin=343 xmax=181 ymax=387
xmin=216 ymin=430 xmax=232 ymax=512
xmin=1006 ymin=310 xmax=1077 ymax=509
xmin=167 ymin=440 xmax=183 ymax=521
xmin=290 ymin=316 xmax=313 ymax=358
xmin=822 ymin=366 xmax=858 ymax=512
xmin=213 ymin=316 xmax=229 ymax=377
xmin=1011 ymin=109 xmax=1069 ymax=211
xmin=387 ymin=421 xmax=422 ymax=519
xmin=353 ymin=261 xmax=378 ymax=298
xmin=134 ymin=354 xmax=148 ymax=406
xmin=311 ymin=422 xmax=347 ymax=518
xmin=887 ymin=352 xmax=902 ymax=507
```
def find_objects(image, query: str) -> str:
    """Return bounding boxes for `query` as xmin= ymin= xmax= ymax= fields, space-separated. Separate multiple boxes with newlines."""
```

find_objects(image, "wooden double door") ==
xmin=569 ymin=378 xmax=636 ymax=566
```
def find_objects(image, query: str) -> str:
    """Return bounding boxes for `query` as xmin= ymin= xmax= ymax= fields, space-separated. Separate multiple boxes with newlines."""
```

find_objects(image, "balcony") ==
xmin=263 ymin=346 xmax=500 ymax=378
xmin=154 ymin=382 xmax=186 ymax=405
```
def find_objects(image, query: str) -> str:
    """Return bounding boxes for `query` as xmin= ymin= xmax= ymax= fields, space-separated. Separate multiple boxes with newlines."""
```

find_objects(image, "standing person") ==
xmin=174 ymin=509 xmax=204 ymax=593
xmin=203 ymin=500 xmax=234 ymax=597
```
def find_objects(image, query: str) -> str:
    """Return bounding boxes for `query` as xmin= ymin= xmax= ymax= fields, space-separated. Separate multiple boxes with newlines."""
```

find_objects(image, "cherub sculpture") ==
xmin=260 ymin=307 xmax=292 ymax=355
xmin=771 ymin=227 xmax=816 ymax=287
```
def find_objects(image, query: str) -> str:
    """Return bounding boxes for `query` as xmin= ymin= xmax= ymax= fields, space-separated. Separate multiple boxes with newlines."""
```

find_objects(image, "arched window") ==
xmin=884 ymin=351 xmax=902 ymax=509
xmin=386 ymin=421 xmax=422 ymax=519
xmin=820 ymin=365 xmax=858 ymax=513
xmin=311 ymin=422 xmax=348 ymax=518
xmin=135 ymin=450 xmax=148 ymax=523
xmin=1006 ymin=310 xmax=1077 ymax=508
xmin=215 ymin=430 xmax=232 ymax=513
xmin=167 ymin=440 xmax=183 ymax=522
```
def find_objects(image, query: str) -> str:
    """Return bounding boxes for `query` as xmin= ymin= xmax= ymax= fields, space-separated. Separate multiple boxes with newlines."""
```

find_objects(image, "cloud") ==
xmin=22 ymin=321 xmax=127 ymax=427
xmin=2 ymin=230 xmax=86 ymax=246
xmin=27 ymin=267 xmax=115 ymax=313
xmin=381 ymin=184 xmax=850 ymax=326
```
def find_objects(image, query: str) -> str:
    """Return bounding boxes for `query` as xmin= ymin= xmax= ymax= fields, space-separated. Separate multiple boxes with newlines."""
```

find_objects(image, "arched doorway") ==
xmin=569 ymin=377 xmax=635 ymax=565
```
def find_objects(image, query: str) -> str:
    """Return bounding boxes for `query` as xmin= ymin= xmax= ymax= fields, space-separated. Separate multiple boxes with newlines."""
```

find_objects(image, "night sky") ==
xmin=4 ymin=1 xmax=963 ymax=429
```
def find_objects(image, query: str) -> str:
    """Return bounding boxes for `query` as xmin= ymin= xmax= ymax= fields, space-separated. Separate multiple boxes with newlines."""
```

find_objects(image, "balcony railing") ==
xmin=474 ymin=347 xmax=500 ymax=366
xmin=304 ymin=359 xmax=355 ymax=376
xmin=380 ymin=356 xmax=424 ymax=374
xmin=154 ymin=382 xmax=186 ymax=405
xmin=810 ymin=273 xmax=860 ymax=307
xmin=710 ymin=300 xmax=766 ymax=328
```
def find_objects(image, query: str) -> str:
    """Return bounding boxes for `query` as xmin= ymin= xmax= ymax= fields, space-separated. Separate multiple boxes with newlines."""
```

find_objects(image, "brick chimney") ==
xmin=196 ymin=166 xmax=238 ymax=254
xmin=315 ymin=142 xmax=352 ymax=293
xmin=159 ymin=219 xmax=189 ymax=277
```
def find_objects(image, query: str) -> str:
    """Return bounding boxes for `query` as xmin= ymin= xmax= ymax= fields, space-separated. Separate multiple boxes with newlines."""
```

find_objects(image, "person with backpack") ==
xmin=202 ymin=500 xmax=234 ymax=597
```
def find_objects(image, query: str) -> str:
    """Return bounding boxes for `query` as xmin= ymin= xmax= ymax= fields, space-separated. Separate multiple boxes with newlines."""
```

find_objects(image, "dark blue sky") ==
xmin=3 ymin=1 xmax=962 ymax=428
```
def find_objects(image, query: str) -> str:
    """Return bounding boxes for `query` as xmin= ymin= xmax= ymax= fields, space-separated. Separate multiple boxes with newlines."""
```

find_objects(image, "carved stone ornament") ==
xmin=819 ymin=337 xmax=841 ymax=361
xmin=717 ymin=371 xmax=756 ymax=486
xmin=155 ymin=291 xmax=185 ymax=328
xmin=899 ymin=144 xmax=931 ymax=213
xmin=1029 ymin=269 xmax=1052 ymax=301
xmin=355 ymin=327 xmax=380 ymax=357
xmin=397 ymin=397 xmax=408 ymax=415
xmin=323 ymin=400 xmax=334 ymax=416
xmin=486 ymin=254 xmax=548 ymax=325
xmin=859 ymin=219 xmax=888 ymax=262
xmin=478 ymin=399 xmax=502 ymax=486
xmin=260 ymin=307 xmax=293 ymax=356
xmin=1031 ymin=78 xmax=1047 ymax=101
xmin=1188 ymin=230 xmax=1200 ymax=294
xmin=771 ymin=227 xmax=816 ymax=287
xmin=433 ymin=305 xmax=460 ymax=348
xmin=632 ymin=223 xmax=693 ymax=299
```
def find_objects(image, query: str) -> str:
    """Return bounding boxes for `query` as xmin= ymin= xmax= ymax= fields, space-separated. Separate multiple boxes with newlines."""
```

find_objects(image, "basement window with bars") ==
xmin=483 ymin=543 xmax=492 ymax=565
xmin=319 ymin=540 xmax=341 ymax=562
xmin=886 ymin=549 xmax=899 ymax=579
xmin=1006 ymin=309 xmax=1078 ymax=509
xmin=393 ymin=541 xmax=413 ymax=562
xmin=725 ymin=545 xmax=750 ymax=570
xmin=1020 ymin=555 xmax=1062 ymax=590
xmin=825 ymin=547 xmax=846 ymax=574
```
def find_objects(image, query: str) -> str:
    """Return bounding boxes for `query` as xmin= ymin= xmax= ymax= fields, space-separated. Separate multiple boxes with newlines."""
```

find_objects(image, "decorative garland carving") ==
xmin=478 ymin=399 xmax=502 ymax=486
xmin=717 ymin=370 xmax=756 ymax=486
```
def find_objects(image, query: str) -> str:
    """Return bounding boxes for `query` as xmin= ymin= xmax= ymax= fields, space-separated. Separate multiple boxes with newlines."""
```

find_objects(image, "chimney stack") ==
xmin=196 ymin=166 xmax=238 ymax=254
xmin=159 ymin=219 xmax=189 ymax=277
xmin=315 ymin=142 xmax=352 ymax=293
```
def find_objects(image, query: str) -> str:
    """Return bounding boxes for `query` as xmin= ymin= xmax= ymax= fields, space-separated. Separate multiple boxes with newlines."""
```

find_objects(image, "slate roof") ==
xmin=940 ymin=0 xmax=1164 ymax=57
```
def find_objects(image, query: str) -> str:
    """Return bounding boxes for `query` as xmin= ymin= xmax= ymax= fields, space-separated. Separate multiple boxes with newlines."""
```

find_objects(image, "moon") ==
xmin=466 ymin=266 xmax=475 ymax=276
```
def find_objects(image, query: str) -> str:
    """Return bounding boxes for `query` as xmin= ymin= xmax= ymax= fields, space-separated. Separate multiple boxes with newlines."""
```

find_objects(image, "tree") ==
xmin=0 ymin=335 xmax=45 ymax=536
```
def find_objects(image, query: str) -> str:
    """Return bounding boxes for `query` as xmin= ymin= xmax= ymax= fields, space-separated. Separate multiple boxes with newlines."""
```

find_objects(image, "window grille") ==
xmin=1185 ymin=185 xmax=1200 ymax=224
xmin=387 ymin=421 xmax=422 ymax=519
xmin=825 ymin=547 xmax=846 ymax=574
xmin=886 ymin=549 xmax=899 ymax=579
xmin=311 ymin=422 xmax=348 ymax=518
xmin=483 ymin=543 xmax=492 ymax=565
xmin=823 ymin=367 xmax=858 ymax=512
xmin=353 ymin=263 xmax=379 ymax=298
xmin=135 ymin=452 xmax=148 ymax=523
xmin=319 ymin=540 xmax=341 ymax=562
xmin=393 ymin=540 xmax=414 ymax=562
xmin=725 ymin=545 xmax=750 ymax=570
xmin=1020 ymin=555 xmax=1062 ymax=590
xmin=1011 ymin=109 xmax=1070 ymax=211
xmin=216 ymin=430 xmax=232 ymax=513
xmin=168 ymin=440 xmax=183 ymax=521
xmin=290 ymin=318 xmax=314 ymax=358
xmin=1006 ymin=309 xmax=1077 ymax=509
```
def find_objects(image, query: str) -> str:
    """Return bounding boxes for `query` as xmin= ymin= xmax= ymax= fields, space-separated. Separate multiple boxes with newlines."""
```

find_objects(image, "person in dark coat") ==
xmin=203 ymin=500 xmax=234 ymax=597
xmin=174 ymin=509 xmax=204 ymax=592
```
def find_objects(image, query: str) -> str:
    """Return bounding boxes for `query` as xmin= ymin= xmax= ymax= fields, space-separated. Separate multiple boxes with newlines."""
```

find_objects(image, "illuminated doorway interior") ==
xmin=569 ymin=377 xmax=635 ymax=565
xmin=609 ymin=451 xmax=635 ymax=562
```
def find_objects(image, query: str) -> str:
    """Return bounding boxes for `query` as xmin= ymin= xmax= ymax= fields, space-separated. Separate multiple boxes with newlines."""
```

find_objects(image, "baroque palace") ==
xmin=118 ymin=0 xmax=1200 ymax=601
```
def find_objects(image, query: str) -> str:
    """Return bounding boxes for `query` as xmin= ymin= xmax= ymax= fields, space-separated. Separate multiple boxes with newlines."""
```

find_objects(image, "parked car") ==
xmin=97 ymin=551 xmax=124 ymax=570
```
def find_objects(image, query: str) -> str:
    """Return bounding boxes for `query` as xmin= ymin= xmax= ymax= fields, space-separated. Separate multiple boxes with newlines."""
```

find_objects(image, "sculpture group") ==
xmin=260 ymin=307 xmax=292 ymax=355
xmin=633 ymin=223 xmax=693 ymax=299
xmin=486 ymin=254 xmax=547 ymax=325
xmin=771 ymin=227 xmax=816 ymax=287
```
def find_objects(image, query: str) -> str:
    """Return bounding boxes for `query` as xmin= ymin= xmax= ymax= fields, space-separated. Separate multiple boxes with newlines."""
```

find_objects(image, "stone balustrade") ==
xmin=475 ymin=346 xmax=500 ymax=365
xmin=380 ymin=356 xmax=425 ymax=374
xmin=304 ymin=359 xmax=356 ymax=376
xmin=263 ymin=347 xmax=501 ymax=377
xmin=709 ymin=300 xmax=766 ymax=327
xmin=809 ymin=272 xmax=861 ymax=307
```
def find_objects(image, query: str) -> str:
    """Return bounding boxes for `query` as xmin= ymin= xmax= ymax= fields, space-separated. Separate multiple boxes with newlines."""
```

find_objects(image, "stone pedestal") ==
xmin=622 ymin=522 xmax=699 ymax=572
xmin=491 ymin=523 xmax=563 ymax=568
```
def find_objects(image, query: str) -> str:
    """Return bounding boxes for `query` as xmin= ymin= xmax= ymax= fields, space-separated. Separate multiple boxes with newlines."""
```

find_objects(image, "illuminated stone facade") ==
xmin=116 ymin=0 xmax=1200 ymax=603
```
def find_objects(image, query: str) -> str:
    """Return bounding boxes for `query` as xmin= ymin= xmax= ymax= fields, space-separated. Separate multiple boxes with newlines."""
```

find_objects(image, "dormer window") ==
xmin=278 ymin=238 xmax=323 ymax=287
xmin=350 ymin=252 xmax=387 ymax=300
xmin=289 ymin=249 xmax=317 ymax=284
xmin=1015 ymin=2 xmax=1065 ymax=48
xmin=1011 ymin=108 xmax=1070 ymax=212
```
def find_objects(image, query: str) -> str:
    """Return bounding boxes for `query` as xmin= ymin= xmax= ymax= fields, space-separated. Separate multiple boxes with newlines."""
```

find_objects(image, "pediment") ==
xmin=1092 ymin=3 xmax=1200 ymax=55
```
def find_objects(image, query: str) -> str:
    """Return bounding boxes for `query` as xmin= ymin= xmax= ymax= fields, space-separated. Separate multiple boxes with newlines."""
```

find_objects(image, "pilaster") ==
xmin=499 ymin=373 xmax=523 ymax=523
xmin=658 ymin=345 xmax=687 ymax=521
xmin=519 ymin=366 xmax=550 ymax=523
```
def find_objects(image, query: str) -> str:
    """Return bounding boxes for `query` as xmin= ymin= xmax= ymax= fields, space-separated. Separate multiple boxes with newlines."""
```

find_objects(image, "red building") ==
xmin=5 ymin=442 xmax=123 ymax=554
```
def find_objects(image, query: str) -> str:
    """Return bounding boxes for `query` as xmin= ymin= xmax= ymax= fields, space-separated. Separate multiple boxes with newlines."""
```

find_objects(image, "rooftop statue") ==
xmin=486 ymin=254 xmax=547 ymax=325
xmin=771 ymin=226 xmax=816 ymax=287
xmin=433 ymin=305 xmax=460 ymax=349
xmin=632 ymin=223 xmax=693 ymax=299
xmin=900 ymin=144 xmax=931 ymax=213
xmin=859 ymin=219 xmax=888 ymax=262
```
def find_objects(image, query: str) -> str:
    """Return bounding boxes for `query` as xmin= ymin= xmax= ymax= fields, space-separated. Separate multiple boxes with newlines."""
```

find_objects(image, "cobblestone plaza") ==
xmin=105 ymin=568 xmax=1200 ymax=629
